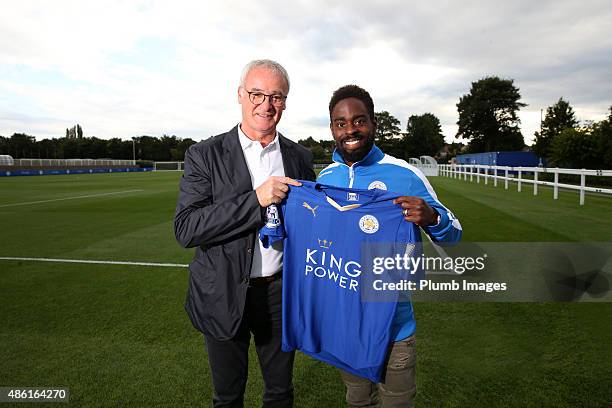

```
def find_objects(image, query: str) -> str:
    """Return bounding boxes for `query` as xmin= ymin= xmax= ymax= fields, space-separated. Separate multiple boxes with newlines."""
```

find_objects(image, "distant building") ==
xmin=455 ymin=151 xmax=545 ymax=167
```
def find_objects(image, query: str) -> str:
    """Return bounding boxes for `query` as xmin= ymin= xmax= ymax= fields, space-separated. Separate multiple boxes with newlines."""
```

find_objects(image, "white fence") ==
xmin=440 ymin=164 xmax=612 ymax=205
xmin=9 ymin=159 xmax=136 ymax=167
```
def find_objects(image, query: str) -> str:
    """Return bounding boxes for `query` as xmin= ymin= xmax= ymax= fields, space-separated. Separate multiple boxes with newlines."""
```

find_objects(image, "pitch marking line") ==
xmin=0 ymin=189 xmax=144 ymax=208
xmin=0 ymin=257 xmax=188 ymax=268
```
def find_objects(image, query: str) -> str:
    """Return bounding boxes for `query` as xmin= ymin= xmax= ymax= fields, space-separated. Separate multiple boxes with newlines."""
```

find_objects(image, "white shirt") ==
xmin=238 ymin=124 xmax=285 ymax=278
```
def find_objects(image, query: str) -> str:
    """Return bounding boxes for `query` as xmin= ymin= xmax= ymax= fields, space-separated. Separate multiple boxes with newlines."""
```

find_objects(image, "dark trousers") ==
xmin=204 ymin=278 xmax=294 ymax=408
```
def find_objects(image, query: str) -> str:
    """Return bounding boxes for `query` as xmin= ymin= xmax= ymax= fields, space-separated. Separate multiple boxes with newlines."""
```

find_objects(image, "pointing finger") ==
xmin=280 ymin=177 xmax=302 ymax=187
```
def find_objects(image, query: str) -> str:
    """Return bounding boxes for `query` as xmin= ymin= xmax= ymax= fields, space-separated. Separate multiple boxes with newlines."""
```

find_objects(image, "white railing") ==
xmin=439 ymin=164 xmax=612 ymax=205
xmin=11 ymin=159 xmax=136 ymax=167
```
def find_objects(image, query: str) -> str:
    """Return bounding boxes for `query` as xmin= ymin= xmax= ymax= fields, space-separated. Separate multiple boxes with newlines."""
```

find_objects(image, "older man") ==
xmin=174 ymin=59 xmax=315 ymax=408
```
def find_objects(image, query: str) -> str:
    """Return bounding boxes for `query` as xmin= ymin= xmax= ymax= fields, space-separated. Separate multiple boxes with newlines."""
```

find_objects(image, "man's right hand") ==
xmin=255 ymin=176 xmax=302 ymax=207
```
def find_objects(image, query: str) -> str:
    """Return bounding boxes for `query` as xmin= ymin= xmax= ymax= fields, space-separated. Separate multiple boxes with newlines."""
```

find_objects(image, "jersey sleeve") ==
xmin=259 ymin=203 xmax=286 ymax=248
xmin=404 ymin=168 xmax=463 ymax=244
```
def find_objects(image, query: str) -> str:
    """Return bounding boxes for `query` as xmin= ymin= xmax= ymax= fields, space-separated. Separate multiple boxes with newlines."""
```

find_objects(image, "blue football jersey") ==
xmin=260 ymin=181 xmax=420 ymax=382
xmin=317 ymin=145 xmax=463 ymax=342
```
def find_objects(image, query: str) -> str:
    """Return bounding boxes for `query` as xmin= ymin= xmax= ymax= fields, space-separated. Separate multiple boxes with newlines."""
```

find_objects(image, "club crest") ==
xmin=368 ymin=180 xmax=387 ymax=191
xmin=359 ymin=215 xmax=379 ymax=234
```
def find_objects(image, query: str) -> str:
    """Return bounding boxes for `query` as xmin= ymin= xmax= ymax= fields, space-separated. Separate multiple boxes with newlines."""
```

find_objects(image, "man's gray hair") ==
xmin=240 ymin=59 xmax=290 ymax=93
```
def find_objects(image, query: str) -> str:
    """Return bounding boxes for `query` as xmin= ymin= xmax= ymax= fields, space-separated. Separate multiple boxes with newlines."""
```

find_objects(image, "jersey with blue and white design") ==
xmin=317 ymin=145 xmax=463 ymax=341
xmin=260 ymin=181 xmax=420 ymax=382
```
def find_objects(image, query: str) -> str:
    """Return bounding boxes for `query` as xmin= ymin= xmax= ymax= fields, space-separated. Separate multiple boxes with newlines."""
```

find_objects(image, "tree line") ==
xmin=298 ymin=110 xmax=456 ymax=164
xmin=0 ymin=133 xmax=196 ymax=162
xmin=2 ymin=76 xmax=611 ymax=168
xmin=532 ymin=99 xmax=612 ymax=169
xmin=299 ymin=76 xmax=612 ymax=168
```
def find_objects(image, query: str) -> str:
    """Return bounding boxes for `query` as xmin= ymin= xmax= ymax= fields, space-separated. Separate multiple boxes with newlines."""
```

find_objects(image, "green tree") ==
xmin=134 ymin=135 xmax=168 ymax=161
xmin=82 ymin=137 xmax=108 ymax=158
xmin=158 ymin=135 xmax=179 ymax=161
xmin=374 ymin=111 xmax=401 ymax=143
xmin=402 ymin=113 xmax=445 ymax=159
xmin=61 ymin=137 xmax=82 ymax=158
xmin=442 ymin=142 xmax=466 ymax=163
xmin=107 ymin=138 xmax=131 ymax=159
xmin=590 ymin=106 xmax=612 ymax=168
xmin=319 ymin=139 xmax=335 ymax=153
xmin=66 ymin=126 xmax=77 ymax=139
xmin=532 ymin=98 xmax=578 ymax=159
xmin=38 ymin=138 xmax=60 ymax=159
xmin=8 ymin=133 xmax=36 ymax=158
xmin=0 ymin=135 xmax=9 ymax=155
xmin=310 ymin=145 xmax=327 ymax=162
xmin=298 ymin=136 xmax=319 ymax=149
xmin=298 ymin=137 xmax=332 ymax=163
xmin=374 ymin=111 xmax=402 ymax=156
xmin=172 ymin=138 xmax=197 ymax=161
xmin=550 ymin=128 xmax=600 ymax=168
xmin=456 ymin=76 xmax=526 ymax=152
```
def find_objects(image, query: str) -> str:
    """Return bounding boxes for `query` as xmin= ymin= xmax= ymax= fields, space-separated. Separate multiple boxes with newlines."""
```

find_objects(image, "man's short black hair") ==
xmin=328 ymin=85 xmax=375 ymax=123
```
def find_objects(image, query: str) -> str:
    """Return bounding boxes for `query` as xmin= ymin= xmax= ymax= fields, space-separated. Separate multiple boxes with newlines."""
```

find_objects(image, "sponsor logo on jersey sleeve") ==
xmin=265 ymin=205 xmax=281 ymax=228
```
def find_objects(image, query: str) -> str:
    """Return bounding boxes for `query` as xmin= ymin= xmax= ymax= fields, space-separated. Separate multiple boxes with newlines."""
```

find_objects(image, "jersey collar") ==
xmin=311 ymin=181 xmax=388 ymax=210
xmin=331 ymin=144 xmax=384 ymax=167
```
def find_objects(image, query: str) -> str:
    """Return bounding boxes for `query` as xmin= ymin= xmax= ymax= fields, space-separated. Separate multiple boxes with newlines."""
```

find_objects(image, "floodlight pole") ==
xmin=132 ymin=138 xmax=136 ymax=165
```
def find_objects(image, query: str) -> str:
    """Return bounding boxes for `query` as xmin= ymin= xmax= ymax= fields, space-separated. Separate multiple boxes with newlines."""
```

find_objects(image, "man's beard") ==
xmin=337 ymin=135 xmax=374 ymax=164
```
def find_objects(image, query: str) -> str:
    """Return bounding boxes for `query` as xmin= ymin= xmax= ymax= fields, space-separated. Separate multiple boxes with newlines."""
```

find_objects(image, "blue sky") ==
xmin=1 ymin=0 xmax=611 ymax=145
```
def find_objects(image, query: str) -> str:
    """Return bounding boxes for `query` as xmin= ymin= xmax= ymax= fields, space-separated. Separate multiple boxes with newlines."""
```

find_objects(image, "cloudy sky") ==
xmin=1 ymin=0 xmax=611 ymax=145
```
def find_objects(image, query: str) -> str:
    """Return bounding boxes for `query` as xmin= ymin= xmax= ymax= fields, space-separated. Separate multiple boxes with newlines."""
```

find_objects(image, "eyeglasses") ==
xmin=244 ymin=89 xmax=287 ymax=107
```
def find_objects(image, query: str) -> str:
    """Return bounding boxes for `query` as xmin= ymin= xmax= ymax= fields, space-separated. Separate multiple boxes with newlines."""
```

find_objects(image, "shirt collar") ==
xmin=332 ymin=144 xmax=384 ymax=167
xmin=238 ymin=123 xmax=278 ymax=151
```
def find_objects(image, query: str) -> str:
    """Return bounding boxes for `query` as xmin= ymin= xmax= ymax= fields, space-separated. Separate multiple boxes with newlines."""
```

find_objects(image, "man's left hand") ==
xmin=393 ymin=196 xmax=438 ymax=227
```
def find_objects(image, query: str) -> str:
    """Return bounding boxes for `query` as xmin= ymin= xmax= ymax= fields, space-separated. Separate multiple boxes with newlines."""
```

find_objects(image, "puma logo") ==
xmin=302 ymin=202 xmax=318 ymax=217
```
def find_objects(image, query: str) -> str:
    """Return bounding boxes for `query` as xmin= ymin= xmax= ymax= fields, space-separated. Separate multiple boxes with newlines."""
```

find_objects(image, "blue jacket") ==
xmin=317 ymin=145 xmax=462 ymax=340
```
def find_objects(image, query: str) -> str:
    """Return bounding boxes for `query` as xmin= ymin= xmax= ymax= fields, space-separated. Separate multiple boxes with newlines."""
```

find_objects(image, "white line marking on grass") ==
xmin=0 ymin=190 xmax=144 ymax=208
xmin=0 ymin=257 xmax=188 ymax=268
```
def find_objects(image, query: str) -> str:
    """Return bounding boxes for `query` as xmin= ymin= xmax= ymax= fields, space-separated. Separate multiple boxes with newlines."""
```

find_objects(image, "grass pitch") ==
xmin=0 ymin=172 xmax=610 ymax=407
